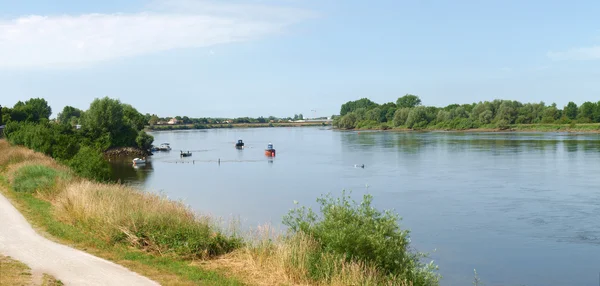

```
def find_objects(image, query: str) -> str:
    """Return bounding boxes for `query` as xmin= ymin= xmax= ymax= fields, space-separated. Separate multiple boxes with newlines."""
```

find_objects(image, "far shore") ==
xmin=337 ymin=123 xmax=600 ymax=134
xmin=145 ymin=121 xmax=332 ymax=131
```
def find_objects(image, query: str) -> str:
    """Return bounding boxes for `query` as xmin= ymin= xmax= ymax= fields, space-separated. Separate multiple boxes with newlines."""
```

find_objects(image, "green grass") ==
xmin=12 ymin=165 xmax=67 ymax=193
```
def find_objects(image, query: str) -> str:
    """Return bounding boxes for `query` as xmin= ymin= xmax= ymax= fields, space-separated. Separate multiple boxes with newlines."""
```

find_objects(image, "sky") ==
xmin=0 ymin=0 xmax=599 ymax=118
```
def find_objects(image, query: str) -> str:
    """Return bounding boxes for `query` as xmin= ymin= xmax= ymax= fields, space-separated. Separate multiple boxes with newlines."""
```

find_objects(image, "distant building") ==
xmin=168 ymin=118 xmax=179 ymax=125
xmin=75 ymin=124 xmax=82 ymax=130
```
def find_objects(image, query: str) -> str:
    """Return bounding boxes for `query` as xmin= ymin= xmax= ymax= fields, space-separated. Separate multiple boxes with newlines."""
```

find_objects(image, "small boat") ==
xmin=265 ymin=143 xmax=276 ymax=157
xmin=180 ymin=151 xmax=192 ymax=157
xmin=235 ymin=139 xmax=244 ymax=149
xmin=156 ymin=143 xmax=171 ymax=151
xmin=132 ymin=157 xmax=146 ymax=165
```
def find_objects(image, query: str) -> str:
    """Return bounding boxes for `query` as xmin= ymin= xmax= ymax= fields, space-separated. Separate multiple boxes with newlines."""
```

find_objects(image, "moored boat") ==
xmin=180 ymin=151 xmax=192 ymax=157
xmin=132 ymin=157 xmax=146 ymax=165
xmin=265 ymin=143 xmax=276 ymax=157
xmin=235 ymin=139 xmax=245 ymax=149
xmin=156 ymin=143 xmax=171 ymax=151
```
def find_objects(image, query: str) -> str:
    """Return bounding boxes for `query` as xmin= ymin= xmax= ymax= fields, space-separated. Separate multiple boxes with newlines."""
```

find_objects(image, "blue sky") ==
xmin=0 ymin=0 xmax=599 ymax=118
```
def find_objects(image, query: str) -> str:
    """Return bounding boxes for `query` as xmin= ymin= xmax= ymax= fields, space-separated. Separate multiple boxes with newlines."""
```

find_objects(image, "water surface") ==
xmin=110 ymin=128 xmax=600 ymax=286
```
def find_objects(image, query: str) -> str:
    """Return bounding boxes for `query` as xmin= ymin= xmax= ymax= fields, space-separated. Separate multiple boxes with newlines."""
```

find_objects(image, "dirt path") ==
xmin=0 ymin=193 xmax=159 ymax=286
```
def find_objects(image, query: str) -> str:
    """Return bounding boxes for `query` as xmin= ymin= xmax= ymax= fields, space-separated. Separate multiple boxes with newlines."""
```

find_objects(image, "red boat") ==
xmin=265 ymin=143 xmax=276 ymax=157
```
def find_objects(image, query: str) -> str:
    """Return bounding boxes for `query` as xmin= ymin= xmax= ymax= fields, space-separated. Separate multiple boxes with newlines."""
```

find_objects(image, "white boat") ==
xmin=159 ymin=143 xmax=172 ymax=151
xmin=132 ymin=158 xmax=146 ymax=165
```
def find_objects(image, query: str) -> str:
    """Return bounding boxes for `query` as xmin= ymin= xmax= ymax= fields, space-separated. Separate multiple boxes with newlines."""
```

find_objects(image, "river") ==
xmin=109 ymin=127 xmax=600 ymax=286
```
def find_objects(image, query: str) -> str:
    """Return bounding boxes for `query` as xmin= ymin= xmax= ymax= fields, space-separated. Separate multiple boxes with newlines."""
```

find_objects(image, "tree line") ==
xmin=146 ymin=114 xmax=306 ymax=126
xmin=334 ymin=95 xmax=600 ymax=130
xmin=1 ymin=97 xmax=153 ymax=181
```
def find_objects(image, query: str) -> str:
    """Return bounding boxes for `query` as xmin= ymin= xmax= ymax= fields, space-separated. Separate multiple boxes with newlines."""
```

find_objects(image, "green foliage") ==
xmin=10 ymin=98 xmax=52 ymax=123
xmin=283 ymin=192 xmax=439 ymax=285
xmin=565 ymin=101 xmax=578 ymax=120
xmin=12 ymin=165 xmax=68 ymax=194
xmin=135 ymin=131 xmax=154 ymax=151
xmin=81 ymin=97 xmax=148 ymax=150
xmin=57 ymin=106 xmax=83 ymax=125
xmin=340 ymin=98 xmax=378 ymax=116
xmin=337 ymin=113 xmax=358 ymax=129
xmin=396 ymin=94 xmax=422 ymax=109
xmin=67 ymin=146 xmax=111 ymax=181
xmin=406 ymin=106 xmax=430 ymax=129
xmin=393 ymin=108 xmax=411 ymax=127
xmin=334 ymin=96 xmax=600 ymax=130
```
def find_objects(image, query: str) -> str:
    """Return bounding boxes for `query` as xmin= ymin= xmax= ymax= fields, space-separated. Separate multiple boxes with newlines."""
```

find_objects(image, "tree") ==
xmin=396 ymin=94 xmax=422 ymax=109
xmin=80 ymin=97 xmax=143 ymax=150
xmin=337 ymin=113 xmax=357 ymax=129
xmin=406 ymin=106 xmax=429 ymax=129
xmin=11 ymin=98 xmax=52 ymax=123
xmin=564 ymin=102 xmax=578 ymax=120
xmin=136 ymin=131 xmax=154 ymax=150
xmin=340 ymin=98 xmax=378 ymax=116
xmin=298 ymin=114 xmax=304 ymax=120
xmin=393 ymin=108 xmax=410 ymax=126
xmin=578 ymin=102 xmax=596 ymax=123
xmin=57 ymin=106 xmax=83 ymax=125
xmin=148 ymin=114 xmax=159 ymax=126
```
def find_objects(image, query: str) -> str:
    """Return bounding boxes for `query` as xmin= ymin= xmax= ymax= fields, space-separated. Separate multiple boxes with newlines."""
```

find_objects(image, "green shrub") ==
xmin=12 ymin=165 xmax=67 ymax=193
xmin=283 ymin=192 xmax=439 ymax=285
xmin=68 ymin=146 xmax=110 ymax=181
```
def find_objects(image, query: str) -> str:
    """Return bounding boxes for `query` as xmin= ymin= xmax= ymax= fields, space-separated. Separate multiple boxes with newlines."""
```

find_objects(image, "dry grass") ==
xmin=0 ymin=255 xmax=32 ymax=286
xmin=0 ymin=255 xmax=63 ymax=286
xmin=0 ymin=140 xmax=59 ymax=172
xmin=53 ymin=180 xmax=236 ymax=258
xmin=205 ymin=226 xmax=411 ymax=286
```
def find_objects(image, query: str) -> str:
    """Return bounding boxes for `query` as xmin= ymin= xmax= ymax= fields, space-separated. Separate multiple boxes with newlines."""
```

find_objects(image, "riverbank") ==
xmin=146 ymin=121 xmax=331 ymax=131
xmin=0 ymin=140 xmax=438 ymax=285
xmin=341 ymin=123 xmax=600 ymax=133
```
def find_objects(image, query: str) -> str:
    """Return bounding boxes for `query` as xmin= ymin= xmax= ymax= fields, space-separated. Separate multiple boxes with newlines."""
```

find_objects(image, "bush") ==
xmin=135 ymin=131 xmax=154 ymax=150
xmin=68 ymin=146 xmax=111 ymax=181
xmin=12 ymin=165 xmax=68 ymax=194
xmin=283 ymin=192 xmax=439 ymax=285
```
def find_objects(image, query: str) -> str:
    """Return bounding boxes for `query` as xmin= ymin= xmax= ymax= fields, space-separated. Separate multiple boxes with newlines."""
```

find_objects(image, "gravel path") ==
xmin=0 ymin=193 xmax=159 ymax=286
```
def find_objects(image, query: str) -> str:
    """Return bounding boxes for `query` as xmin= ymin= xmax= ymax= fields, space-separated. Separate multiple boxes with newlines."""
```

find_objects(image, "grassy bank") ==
xmin=0 ymin=140 xmax=438 ymax=285
xmin=147 ymin=122 xmax=331 ymax=131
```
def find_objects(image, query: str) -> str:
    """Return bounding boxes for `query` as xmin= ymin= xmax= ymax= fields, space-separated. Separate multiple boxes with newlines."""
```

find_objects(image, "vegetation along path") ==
xmin=0 ymin=192 xmax=159 ymax=286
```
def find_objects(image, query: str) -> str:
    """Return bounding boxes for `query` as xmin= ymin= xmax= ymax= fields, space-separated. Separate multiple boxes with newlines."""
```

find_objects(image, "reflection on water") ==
xmin=109 ymin=129 xmax=600 ymax=286
xmin=109 ymin=157 xmax=153 ymax=185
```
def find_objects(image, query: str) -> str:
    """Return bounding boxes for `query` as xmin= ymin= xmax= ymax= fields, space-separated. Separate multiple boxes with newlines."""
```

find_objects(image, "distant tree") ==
xmin=298 ymin=114 xmax=304 ymax=120
xmin=396 ymin=94 xmax=422 ymax=109
xmin=338 ymin=113 xmax=357 ymax=129
xmin=479 ymin=110 xmax=493 ymax=124
xmin=11 ymin=98 xmax=52 ymax=123
xmin=406 ymin=106 xmax=429 ymax=129
xmin=578 ymin=102 xmax=596 ymax=123
xmin=564 ymin=102 xmax=578 ymax=120
xmin=340 ymin=98 xmax=378 ymax=116
xmin=148 ymin=114 xmax=159 ymax=125
xmin=57 ymin=106 xmax=83 ymax=125
xmin=393 ymin=108 xmax=410 ymax=126
xmin=365 ymin=107 xmax=381 ymax=122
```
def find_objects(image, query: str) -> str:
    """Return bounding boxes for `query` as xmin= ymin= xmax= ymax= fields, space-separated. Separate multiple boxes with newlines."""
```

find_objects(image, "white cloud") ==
xmin=547 ymin=46 xmax=600 ymax=61
xmin=0 ymin=1 xmax=312 ymax=68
